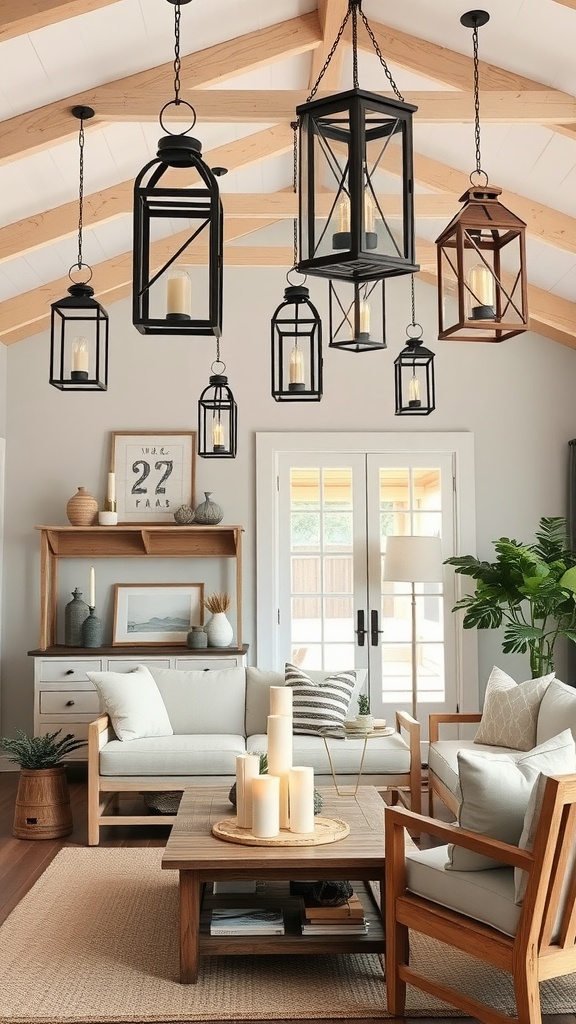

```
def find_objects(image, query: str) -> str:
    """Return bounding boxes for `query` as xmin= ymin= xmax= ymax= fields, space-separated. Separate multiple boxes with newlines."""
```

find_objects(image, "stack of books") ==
xmin=210 ymin=908 xmax=285 ymax=935
xmin=300 ymin=890 xmax=368 ymax=935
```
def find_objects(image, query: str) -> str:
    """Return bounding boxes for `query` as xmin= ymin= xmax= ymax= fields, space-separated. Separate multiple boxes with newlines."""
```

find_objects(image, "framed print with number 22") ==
xmin=110 ymin=431 xmax=196 ymax=523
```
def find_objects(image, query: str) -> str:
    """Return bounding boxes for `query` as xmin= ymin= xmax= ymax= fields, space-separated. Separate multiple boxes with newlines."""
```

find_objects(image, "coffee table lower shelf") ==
xmin=199 ymin=879 xmax=384 ymax=957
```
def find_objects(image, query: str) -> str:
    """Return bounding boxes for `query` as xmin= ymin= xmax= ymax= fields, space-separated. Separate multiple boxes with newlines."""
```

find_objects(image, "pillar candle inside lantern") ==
xmin=289 ymin=766 xmax=315 ymax=834
xmin=252 ymin=774 xmax=280 ymax=838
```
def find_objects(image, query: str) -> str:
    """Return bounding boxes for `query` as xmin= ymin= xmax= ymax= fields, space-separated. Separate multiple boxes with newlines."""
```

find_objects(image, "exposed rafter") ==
xmin=0 ymin=0 xmax=120 ymax=42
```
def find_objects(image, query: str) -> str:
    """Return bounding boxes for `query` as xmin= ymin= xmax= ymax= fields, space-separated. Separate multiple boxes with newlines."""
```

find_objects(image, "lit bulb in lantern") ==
xmin=359 ymin=299 xmax=371 ymax=336
xmin=364 ymin=190 xmax=375 ymax=233
xmin=289 ymin=345 xmax=305 ymax=392
xmin=408 ymin=371 xmax=421 ymax=408
xmin=212 ymin=416 xmax=225 ymax=451
xmin=467 ymin=263 xmax=496 ymax=320
xmin=338 ymin=194 xmax=351 ymax=234
xmin=71 ymin=337 xmax=89 ymax=378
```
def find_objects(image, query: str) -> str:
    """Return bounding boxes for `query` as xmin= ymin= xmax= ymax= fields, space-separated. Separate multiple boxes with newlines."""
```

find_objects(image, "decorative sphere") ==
xmin=174 ymin=504 xmax=195 ymax=525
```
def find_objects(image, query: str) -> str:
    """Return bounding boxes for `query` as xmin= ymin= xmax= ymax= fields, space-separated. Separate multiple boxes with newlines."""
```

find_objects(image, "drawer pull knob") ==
xmin=66 ymin=700 xmax=75 ymax=706
xmin=65 ymin=669 xmax=75 ymax=676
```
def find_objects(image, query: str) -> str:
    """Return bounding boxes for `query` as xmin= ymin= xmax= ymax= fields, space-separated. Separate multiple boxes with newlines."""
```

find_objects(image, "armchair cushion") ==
xmin=474 ymin=666 xmax=554 ymax=751
xmin=536 ymin=677 xmax=576 ymax=746
xmin=447 ymin=729 xmax=576 ymax=871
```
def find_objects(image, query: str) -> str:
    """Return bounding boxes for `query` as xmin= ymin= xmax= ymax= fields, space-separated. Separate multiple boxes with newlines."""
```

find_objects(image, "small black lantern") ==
xmin=394 ymin=327 xmax=436 ymax=416
xmin=271 ymin=277 xmax=323 ymax=401
xmin=198 ymin=345 xmax=237 ymax=459
xmin=296 ymin=2 xmax=418 ymax=283
xmin=50 ymin=106 xmax=109 ymax=391
xmin=132 ymin=0 xmax=223 ymax=337
xmin=329 ymin=279 xmax=386 ymax=352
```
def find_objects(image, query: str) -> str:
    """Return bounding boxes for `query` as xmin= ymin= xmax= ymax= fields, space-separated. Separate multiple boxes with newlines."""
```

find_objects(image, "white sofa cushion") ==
xmin=406 ymin=845 xmax=521 ymax=937
xmin=245 ymin=667 xmax=365 ymax=737
xmin=99 ymin=733 xmax=246 ymax=776
xmin=427 ymin=739 xmax=522 ymax=800
xmin=536 ymin=678 xmax=576 ymax=746
xmin=86 ymin=664 xmax=173 ymax=741
xmin=147 ymin=666 xmax=246 ymax=735
xmin=474 ymin=666 xmax=554 ymax=751
xmin=447 ymin=730 xmax=576 ymax=871
xmin=247 ymin=730 xmax=411 ymax=775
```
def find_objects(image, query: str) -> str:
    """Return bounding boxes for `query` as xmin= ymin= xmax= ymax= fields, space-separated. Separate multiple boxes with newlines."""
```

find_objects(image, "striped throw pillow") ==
xmin=285 ymin=664 xmax=356 ymax=735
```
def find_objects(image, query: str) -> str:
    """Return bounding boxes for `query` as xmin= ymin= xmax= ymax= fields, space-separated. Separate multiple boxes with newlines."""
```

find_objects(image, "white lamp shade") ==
xmin=383 ymin=535 xmax=443 ymax=583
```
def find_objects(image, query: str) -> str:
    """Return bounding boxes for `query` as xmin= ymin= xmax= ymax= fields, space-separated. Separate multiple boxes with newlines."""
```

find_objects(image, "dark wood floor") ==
xmin=0 ymin=770 xmax=574 ymax=1024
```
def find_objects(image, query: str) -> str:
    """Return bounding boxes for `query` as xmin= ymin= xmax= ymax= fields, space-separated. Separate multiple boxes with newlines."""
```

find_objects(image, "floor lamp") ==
xmin=383 ymin=535 xmax=444 ymax=719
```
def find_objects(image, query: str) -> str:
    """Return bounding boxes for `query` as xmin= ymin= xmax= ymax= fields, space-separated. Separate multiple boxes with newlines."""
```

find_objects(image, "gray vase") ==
xmin=64 ymin=588 xmax=90 ymax=646
xmin=81 ymin=607 xmax=103 ymax=648
xmin=194 ymin=491 xmax=223 ymax=525
xmin=187 ymin=626 xmax=208 ymax=649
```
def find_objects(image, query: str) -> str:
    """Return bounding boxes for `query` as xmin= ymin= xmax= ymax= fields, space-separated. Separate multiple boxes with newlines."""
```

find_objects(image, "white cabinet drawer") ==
xmin=40 ymin=690 xmax=100 ymax=715
xmin=38 ymin=722 xmax=90 ymax=741
xmin=106 ymin=659 xmax=172 ymax=673
xmin=37 ymin=660 xmax=103 ymax=682
xmin=174 ymin=657 xmax=241 ymax=671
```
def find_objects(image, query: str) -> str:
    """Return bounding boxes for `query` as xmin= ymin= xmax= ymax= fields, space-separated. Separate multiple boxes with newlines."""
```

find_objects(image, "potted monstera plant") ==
xmin=445 ymin=516 xmax=576 ymax=679
xmin=1 ymin=729 xmax=85 ymax=839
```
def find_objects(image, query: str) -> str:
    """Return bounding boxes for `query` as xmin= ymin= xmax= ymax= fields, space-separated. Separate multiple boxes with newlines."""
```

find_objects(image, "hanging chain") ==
xmin=76 ymin=117 xmax=85 ymax=270
xmin=306 ymin=4 xmax=351 ymax=102
xmin=410 ymin=274 xmax=416 ymax=327
xmin=472 ymin=23 xmax=483 ymax=178
xmin=291 ymin=121 xmax=299 ymax=268
xmin=352 ymin=2 xmax=359 ymax=89
xmin=173 ymin=3 xmax=182 ymax=104
xmin=359 ymin=8 xmax=404 ymax=102
xmin=215 ymin=335 xmax=220 ymax=365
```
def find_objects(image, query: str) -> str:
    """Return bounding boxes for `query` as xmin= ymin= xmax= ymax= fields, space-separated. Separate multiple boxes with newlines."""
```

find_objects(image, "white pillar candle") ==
xmin=252 ymin=774 xmax=280 ymax=838
xmin=89 ymin=565 xmax=95 ymax=608
xmin=107 ymin=472 xmax=115 ymax=503
xmin=235 ymin=753 xmax=260 ymax=829
xmin=269 ymin=686 xmax=293 ymax=720
xmin=267 ymin=714 xmax=293 ymax=829
xmin=72 ymin=337 xmax=89 ymax=373
xmin=289 ymin=766 xmax=315 ymax=834
xmin=166 ymin=269 xmax=191 ymax=316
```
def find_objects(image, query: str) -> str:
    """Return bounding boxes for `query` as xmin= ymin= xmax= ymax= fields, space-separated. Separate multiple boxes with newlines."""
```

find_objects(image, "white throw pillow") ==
xmin=284 ymin=663 xmax=355 ymax=735
xmin=515 ymin=759 xmax=576 ymax=904
xmin=447 ymin=730 xmax=576 ymax=872
xmin=474 ymin=666 xmax=554 ymax=751
xmin=87 ymin=664 xmax=173 ymax=741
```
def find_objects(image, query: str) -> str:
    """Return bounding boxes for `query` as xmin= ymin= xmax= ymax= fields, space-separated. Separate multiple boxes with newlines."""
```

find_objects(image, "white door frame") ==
xmin=256 ymin=431 xmax=478 ymax=714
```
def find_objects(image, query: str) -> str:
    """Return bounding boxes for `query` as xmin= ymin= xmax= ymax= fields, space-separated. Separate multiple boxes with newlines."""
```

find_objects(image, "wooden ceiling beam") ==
xmin=308 ymin=0 xmax=348 ymax=92
xmin=551 ymin=0 xmax=576 ymax=8
xmin=0 ymin=0 xmax=120 ymax=41
xmin=0 ymin=13 xmax=321 ymax=164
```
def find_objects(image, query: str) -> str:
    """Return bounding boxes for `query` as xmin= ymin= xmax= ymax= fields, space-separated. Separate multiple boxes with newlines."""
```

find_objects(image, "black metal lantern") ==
xmin=50 ymin=106 xmax=109 ymax=391
xmin=394 ymin=328 xmax=436 ymax=416
xmin=296 ymin=1 xmax=418 ymax=282
xmin=198 ymin=345 xmax=237 ymax=459
xmin=329 ymin=279 xmax=386 ymax=352
xmin=132 ymin=0 xmax=223 ymax=337
xmin=271 ymin=278 xmax=323 ymax=401
xmin=435 ymin=11 xmax=528 ymax=342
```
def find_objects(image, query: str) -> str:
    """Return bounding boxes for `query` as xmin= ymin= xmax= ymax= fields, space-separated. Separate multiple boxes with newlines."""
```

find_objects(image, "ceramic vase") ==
xmin=66 ymin=487 xmax=98 ymax=526
xmin=187 ymin=626 xmax=208 ymax=649
xmin=205 ymin=612 xmax=233 ymax=647
xmin=194 ymin=491 xmax=223 ymax=525
xmin=64 ymin=588 xmax=90 ymax=646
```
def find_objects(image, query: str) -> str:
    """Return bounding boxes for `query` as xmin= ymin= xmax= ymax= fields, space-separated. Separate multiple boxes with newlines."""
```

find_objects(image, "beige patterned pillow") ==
xmin=474 ymin=666 xmax=554 ymax=751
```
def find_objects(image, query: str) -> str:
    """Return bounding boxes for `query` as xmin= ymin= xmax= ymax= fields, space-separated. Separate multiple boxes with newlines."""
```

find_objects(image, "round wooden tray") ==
xmin=212 ymin=815 xmax=350 ymax=847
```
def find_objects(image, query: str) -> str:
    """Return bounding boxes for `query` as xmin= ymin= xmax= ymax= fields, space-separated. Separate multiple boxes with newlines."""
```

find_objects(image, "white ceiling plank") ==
xmin=0 ymin=0 xmax=122 ymax=42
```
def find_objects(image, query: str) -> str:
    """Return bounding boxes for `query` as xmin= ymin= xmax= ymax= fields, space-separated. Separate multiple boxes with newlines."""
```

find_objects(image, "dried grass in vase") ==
xmin=204 ymin=592 xmax=231 ymax=614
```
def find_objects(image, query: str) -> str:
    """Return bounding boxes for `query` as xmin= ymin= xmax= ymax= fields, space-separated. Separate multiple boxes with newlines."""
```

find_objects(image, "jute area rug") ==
xmin=1 ymin=848 xmax=575 ymax=1023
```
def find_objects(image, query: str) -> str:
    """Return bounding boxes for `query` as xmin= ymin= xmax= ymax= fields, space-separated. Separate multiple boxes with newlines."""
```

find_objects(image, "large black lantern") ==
xmin=394 ymin=327 xmax=436 ymax=416
xmin=435 ymin=11 xmax=528 ymax=342
xmin=132 ymin=0 xmax=223 ymax=337
xmin=50 ymin=106 xmax=109 ymax=391
xmin=198 ymin=346 xmax=237 ymax=459
xmin=296 ymin=2 xmax=418 ymax=282
xmin=329 ymin=279 xmax=386 ymax=352
xmin=271 ymin=279 xmax=322 ymax=401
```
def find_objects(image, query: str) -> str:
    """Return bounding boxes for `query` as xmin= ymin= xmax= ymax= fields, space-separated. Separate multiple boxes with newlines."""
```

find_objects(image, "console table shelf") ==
xmin=35 ymin=524 xmax=244 ymax=651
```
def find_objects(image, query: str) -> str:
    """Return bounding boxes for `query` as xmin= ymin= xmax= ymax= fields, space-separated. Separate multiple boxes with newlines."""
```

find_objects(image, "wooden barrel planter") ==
xmin=13 ymin=767 xmax=73 ymax=839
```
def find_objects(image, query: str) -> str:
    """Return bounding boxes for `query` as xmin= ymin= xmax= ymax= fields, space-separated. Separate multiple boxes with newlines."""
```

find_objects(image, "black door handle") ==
xmin=371 ymin=609 xmax=383 ymax=646
xmin=355 ymin=610 xmax=367 ymax=647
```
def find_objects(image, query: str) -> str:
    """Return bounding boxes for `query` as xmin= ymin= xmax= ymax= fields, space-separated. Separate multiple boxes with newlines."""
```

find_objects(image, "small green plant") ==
xmin=0 ymin=729 xmax=86 ymax=769
xmin=357 ymin=693 xmax=371 ymax=716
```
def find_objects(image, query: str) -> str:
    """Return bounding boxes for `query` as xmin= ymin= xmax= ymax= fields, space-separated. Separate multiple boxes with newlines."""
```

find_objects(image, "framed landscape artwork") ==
xmin=110 ymin=431 xmax=196 ymax=524
xmin=112 ymin=583 xmax=204 ymax=646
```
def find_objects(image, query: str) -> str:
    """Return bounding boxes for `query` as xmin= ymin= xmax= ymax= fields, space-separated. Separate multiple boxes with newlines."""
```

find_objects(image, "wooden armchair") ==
xmin=428 ymin=711 xmax=482 ymax=816
xmin=385 ymin=773 xmax=576 ymax=1024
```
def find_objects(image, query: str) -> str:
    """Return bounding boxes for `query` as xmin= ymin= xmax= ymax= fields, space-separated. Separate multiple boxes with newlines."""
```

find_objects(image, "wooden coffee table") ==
xmin=161 ymin=785 xmax=387 ymax=983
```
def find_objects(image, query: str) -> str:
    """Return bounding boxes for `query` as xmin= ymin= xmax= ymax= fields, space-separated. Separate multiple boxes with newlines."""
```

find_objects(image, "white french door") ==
xmin=256 ymin=433 xmax=478 ymax=729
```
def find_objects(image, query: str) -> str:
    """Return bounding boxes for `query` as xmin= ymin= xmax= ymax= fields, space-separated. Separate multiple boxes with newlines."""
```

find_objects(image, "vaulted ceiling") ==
xmin=0 ymin=0 xmax=575 ymax=348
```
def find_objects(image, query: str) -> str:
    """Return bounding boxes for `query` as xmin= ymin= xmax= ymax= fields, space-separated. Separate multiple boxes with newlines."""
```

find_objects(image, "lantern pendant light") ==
xmin=395 ymin=276 xmax=435 ymax=416
xmin=49 ymin=106 xmax=109 ymax=391
xmin=271 ymin=123 xmax=323 ymax=401
xmin=296 ymin=0 xmax=418 ymax=283
xmin=435 ymin=11 xmax=528 ymax=342
xmin=198 ymin=338 xmax=237 ymax=458
xmin=132 ymin=0 xmax=223 ymax=337
xmin=328 ymin=279 xmax=386 ymax=352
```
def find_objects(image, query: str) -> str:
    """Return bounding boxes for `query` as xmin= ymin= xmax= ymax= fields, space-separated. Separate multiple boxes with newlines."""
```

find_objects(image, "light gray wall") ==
xmin=2 ymin=267 xmax=576 ymax=736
